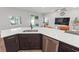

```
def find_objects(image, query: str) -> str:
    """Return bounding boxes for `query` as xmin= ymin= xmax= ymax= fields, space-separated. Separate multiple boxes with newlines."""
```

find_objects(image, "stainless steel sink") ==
xmin=23 ymin=30 xmax=38 ymax=32
xmin=66 ymin=31 xmax=79 ymax=35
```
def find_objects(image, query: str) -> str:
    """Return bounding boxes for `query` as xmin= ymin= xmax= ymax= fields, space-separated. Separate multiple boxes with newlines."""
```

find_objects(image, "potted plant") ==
xmin=73 ymin=17 xmax=79 ymax=24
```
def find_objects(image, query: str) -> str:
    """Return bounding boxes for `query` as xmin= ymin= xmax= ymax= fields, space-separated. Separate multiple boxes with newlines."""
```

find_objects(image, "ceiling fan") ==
xmin=54 ymin=8 xmax=67 ymax=16
xmin=55 ymin=8 xmax=67 ymax=12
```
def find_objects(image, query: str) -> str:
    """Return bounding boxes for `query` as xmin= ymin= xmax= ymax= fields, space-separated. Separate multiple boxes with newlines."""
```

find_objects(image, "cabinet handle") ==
xmin=7 ymin=37 xmax=15 ymax=39
xmin=16 ymin=39 xmax=17 ymax=42
xmin=71 ymin=49 xmax=78 ymax=52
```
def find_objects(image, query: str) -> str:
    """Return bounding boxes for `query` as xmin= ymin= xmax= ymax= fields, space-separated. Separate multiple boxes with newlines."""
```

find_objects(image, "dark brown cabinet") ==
xmin=4 ymin=35 xmax=19 ymax=52
xmin=19 ymin=34 xmax=42 ymax=50
xmin=18 ymin=34 xmax=30 ymax=50
xmin=3 ymin=33 xmax=79 ymax=52
xmin=58 ymin=42 xmax=79 ymax=52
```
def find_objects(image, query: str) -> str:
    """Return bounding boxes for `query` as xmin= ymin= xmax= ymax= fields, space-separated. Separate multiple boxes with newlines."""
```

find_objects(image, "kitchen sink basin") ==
xmin=66 ymin=31 xmax=79 ymax=35
xmin=23 ymin=30 xmax=38 ymax=32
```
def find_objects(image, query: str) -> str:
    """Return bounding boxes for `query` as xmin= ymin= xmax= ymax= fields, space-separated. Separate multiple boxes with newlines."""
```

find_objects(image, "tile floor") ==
xmin=18 ymin=50 xmax=42 ymax=52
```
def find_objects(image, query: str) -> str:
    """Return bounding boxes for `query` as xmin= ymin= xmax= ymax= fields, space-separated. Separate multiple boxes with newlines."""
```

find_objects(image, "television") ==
xmin=55 ymin=18 xmax=70 ymax=25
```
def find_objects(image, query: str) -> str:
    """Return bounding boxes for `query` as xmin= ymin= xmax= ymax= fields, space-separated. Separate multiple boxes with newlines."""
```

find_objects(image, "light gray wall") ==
xmin=44 ymin=8 xmax=79 ymax=30
xmin=0 ymin=7 xmax=43 ymax=30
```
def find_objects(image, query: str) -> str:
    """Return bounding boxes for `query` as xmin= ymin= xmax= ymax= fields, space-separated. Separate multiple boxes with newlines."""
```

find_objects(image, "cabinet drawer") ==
xmin=19 ymin=34 xmax=41 ymax=39
xmin=4 ymin=35 xmax=17 ymax=39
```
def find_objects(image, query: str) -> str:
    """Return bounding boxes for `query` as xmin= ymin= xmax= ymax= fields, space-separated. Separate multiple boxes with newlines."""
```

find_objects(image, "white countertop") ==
xmin=0 ymin=27 xmax=79 ymax=48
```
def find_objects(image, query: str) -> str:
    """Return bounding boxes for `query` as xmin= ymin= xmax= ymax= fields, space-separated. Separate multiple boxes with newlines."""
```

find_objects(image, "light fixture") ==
xmin=55 ymin=9 xmax=61 ymax=12
xmin=55 ymin=8 xmax=67 ymax=12
xmin=55 ymin=8 xmax=67 ymax=16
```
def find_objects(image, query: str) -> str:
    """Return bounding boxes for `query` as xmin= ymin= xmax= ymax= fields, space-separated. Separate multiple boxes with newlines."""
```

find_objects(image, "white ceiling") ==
xmin=16 ymin=7 xmax=76 ymax=14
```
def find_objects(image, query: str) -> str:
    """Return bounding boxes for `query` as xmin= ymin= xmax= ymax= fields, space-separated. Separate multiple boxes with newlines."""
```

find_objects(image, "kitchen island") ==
xmin=0 ymin=27 xmax=79 ymax=52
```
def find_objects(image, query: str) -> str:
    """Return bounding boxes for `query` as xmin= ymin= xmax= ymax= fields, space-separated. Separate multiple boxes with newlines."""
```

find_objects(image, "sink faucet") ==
xmin=30 ymin=23 xmax=33 ymax=30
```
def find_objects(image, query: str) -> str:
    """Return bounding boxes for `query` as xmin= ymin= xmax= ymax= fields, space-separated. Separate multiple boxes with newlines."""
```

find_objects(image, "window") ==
xmin=43 ymin=17 xmax=49 ymax=25
xmin=30 ymin=15 xmax=39 ymax=27
xmin=9 ymin=16 xmax=21 ymax=25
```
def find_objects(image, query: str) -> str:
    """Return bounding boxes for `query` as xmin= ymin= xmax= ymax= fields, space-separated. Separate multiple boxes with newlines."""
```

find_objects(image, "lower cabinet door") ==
xmin=58 ymin=42 xmax=79 ymax=52
xmin=30 ymin=34 xmax=42 ymax=49
xmin=19 ymin=34 xmax=42 ymax=50
xmin=46 ymin=38 xmax=59 ymax=52
xmin=4 ymin=35 xmax=19 ymax=52
xmin=42 ymin=35 xmax=59 ymax=52
xmin=19 ymin=34 xmax=30 ymax=50
xmin=42 ymin=35 xmax=48 ymax=52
